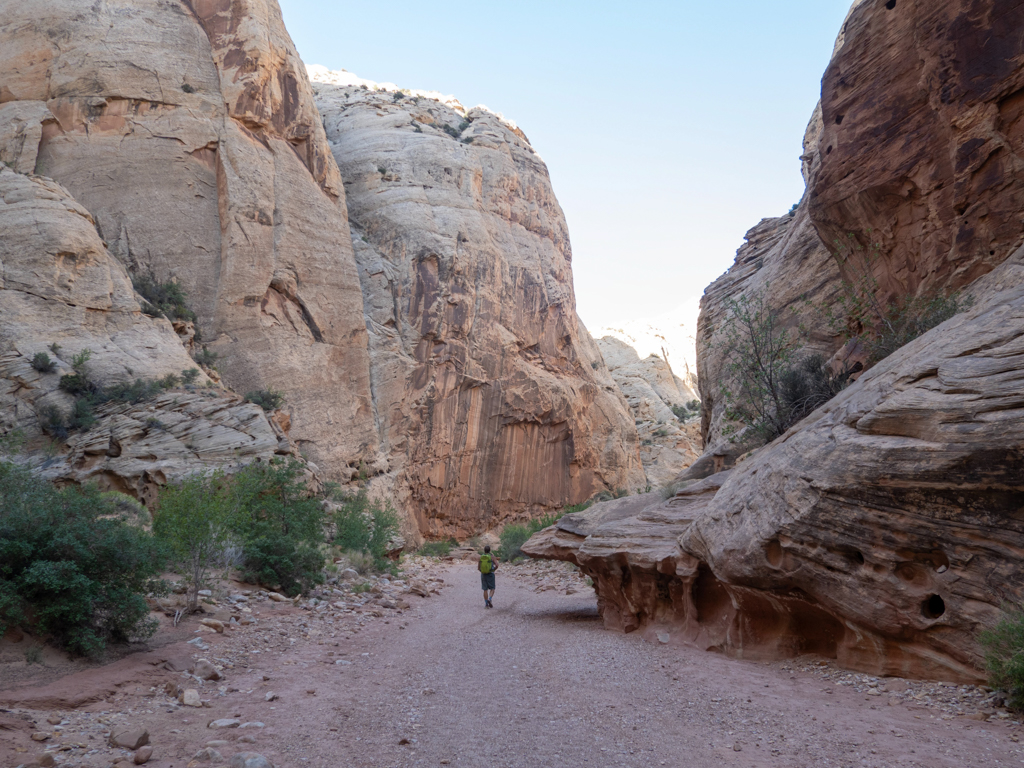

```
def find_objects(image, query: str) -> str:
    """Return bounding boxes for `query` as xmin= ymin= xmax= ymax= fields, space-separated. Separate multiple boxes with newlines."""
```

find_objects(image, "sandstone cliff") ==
xmin=526 ymin=0 xmax=1024 ymax=681
xmin=595 ymin=336 xmax=699 ymax=488
xmin=0 ymin=0 xmax=377 ymax=479
xmin=311 ymin=73 xmax=645 ymax=536
xmin=1 ymin=1 xmax=645 ymax=537
xmin=0 ymin=166 xmax=292 ymax=502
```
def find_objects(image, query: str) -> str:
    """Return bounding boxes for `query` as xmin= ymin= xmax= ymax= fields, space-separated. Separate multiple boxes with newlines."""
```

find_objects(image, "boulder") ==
xmin=108 ymin=728 xmax=149 ymax=750
xmin=192 ymin=659 xmax=221 ymax=681
xmin=134 ymin=746 xmax=153 ymax=765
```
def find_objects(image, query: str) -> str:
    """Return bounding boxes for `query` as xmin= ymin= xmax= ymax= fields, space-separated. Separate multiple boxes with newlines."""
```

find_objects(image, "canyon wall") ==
xmin=312 ymin=75 xmax=644 ymax=536
xmin=0 ymin=0 xmax=644 ymax=537
xmin=0 ymin=0 xmax=378 ymax=479
xmin=527 ymin=0 xmax=1024 ymax=680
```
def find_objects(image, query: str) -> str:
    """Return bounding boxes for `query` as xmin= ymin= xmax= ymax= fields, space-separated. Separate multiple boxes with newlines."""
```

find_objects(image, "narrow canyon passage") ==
xmin=259 ymin=563 xmax=1020 ymax=768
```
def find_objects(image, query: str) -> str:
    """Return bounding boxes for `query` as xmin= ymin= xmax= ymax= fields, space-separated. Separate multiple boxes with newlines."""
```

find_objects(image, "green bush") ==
xmin=981 ymin=608 xmax=1024 ymax=710
xmin=131 ymin=272 xmax=197 ymax=323
xmin=181 ymin=368 xmax=201 ymax=385
xmin=441 ymin=123 xmax=462 ymax=139
xmin=245 ymin=389 xmax=285 ymax=412
xmin=778 ymin=354 xmax=853 ymax=426
xmin=193 ymin=346 xmax=218 ymax=368
xmin=30 ymin=353 xmax=55 ymax=374
xmin=153 ymin=471 xmax=232 ymax=613
xmin=229 ymin=459 xmax=326 ymax=596
xmin=331 ymin=490 xmax=400 ymax=572
xmin=497 ymin=524 xmax=532 ymax=562
xmin=417 ymin=538 xmax=457 ymax=558
xmin=0 ymin=462 xmax=164 ymax=656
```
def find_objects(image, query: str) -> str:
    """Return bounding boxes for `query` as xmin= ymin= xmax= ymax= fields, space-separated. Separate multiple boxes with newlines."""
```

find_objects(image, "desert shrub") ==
xmin=981 ymin=608 xmax=1024 ymax=710
xmin=563 ymin=500 xmax=593 ymax=515
xmin=441 ymin=123 xmax=461 ymax=139
xmin=102 ymin=378 xmax=162 ymax=405
xmin=181 ymin=368 xmax=201 ymax=385
xmin=654 ymin=427 xmax=669 ymax=437
xmin=193 ymin=346 xmax=218 ymax=368
xmin=24 ymin=645 xmax=43 ymax=664
xmin=38 ymin=405 xmax=70 ymax=440
xmin=778 ymin=354 xmax=854 ymax=426
xmin=228 ymin=458 xmax=326 ymax=596
xmin=331 ymin=490 xmax=400 ymax=571
xmin=131 ymin=272 xmax=197 ymax=323
xmin=825 ymin=234 xmax=974 ymax=365
xmin=0 ymin=462 xmax=164 ymax=656
xmin=342 ymin=550 xmax=375 ymax=575
xmin=671 ymin=399 xmax=702 ymax=421
xmin=30 ymin=353 xmax=55 ymax=374
xmin=497 ymin=524 xmax=532 ymax=562
xmin=377 ymin=165 xmax=387 ymax=175
xmin=59 ymin=372 xmax=96 ymax=397
xmin=67 ymin=397 xmax=97 ymax=432
xmin=153 ymin=471 xmax=232 ymax=613
xmin=245 ymin=389 xmax=285 ymax=412
xmin=181 ymin=83 xmax=196 ymax=94
xmin=417 ymin=538 xmax=457 ymax=558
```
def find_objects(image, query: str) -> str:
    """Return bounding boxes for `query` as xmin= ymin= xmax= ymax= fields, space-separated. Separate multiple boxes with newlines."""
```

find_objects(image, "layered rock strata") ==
xmin=529 ymin=249 xmax=1024 ymax=682
xmin=595 ymin=336 xmax=700 ymax=487
xmin=0 ymin=0 xmax=378 ymax=477
xmin=811 ymin=0 xmax=1024 ymax=305
xmin=0 ymin=167 xmax=292 ymax=501
xmin=311 ymin=75 xmax=645 ymax=536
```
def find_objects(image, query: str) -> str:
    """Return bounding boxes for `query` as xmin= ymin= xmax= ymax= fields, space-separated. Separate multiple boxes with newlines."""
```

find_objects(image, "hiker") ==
xmin=479 ymin=545 xmax=498 ymax=608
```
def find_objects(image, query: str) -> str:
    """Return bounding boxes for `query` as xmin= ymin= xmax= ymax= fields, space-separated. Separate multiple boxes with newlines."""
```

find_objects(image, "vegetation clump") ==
xmin=671 ymin=399 xmax=702 ymax=421
xmin=193 ymin=346 xmax=218 ymax=368
xmin=981 ymin=608 xmax=1024 ymax=710
xmin=0 ymin=462 xmax=164 ymax=656
xmin=497 ymin=513 xmax=561 ymax=562
xmin=417 ymin=538 xmax=458 ymax=558
xmin=30 ymin=352 xmax=56 ymax=373
xmin=132 ymin=272 xmax=197 ymax=322
xmin=331 ymin=489 xmax=400 ymax=573
xmin=245 ymin=389 xmax=285 ymax=412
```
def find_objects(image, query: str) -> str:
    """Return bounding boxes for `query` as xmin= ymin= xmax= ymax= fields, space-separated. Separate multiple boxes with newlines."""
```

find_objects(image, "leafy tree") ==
xmin=0 ymin=463 xmax=164 ymax=655
xmin=228 ymin=459 xmax=326 ymax=596
xmin=153 ymin=471 xmax=231 ymax=613
xmin=331 ymin=489 xmax=400 ymax=572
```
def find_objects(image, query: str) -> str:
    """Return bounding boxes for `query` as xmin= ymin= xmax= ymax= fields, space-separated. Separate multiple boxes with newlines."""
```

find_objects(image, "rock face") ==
xmin=0 ymin=167 xmax=292 ymax=502
xmin=312 ymin=73 xmax=645 ymax=536
xmin=528 ymin=251 xmax=1024 ymax=681
xmin=0 ymin=0 xmax=377 ymax=478
xmin=595 ymin=336 xmax=699 ymax=487
xmin=810 ymin=0 xmax=1024 ymax=305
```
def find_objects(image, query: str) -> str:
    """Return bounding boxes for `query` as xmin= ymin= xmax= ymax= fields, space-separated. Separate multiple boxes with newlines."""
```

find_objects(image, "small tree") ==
xmin=153 ymin=472 xmax=231 ymax=613
xmin=718 ymin=289 xmax=799 ymax=442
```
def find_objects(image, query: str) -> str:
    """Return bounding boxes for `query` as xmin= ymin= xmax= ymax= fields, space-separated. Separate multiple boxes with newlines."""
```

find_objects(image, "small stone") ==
xmin=197 ymin=590 xmax=213 ymax=597
xmin=239 ymin=722 xmax=265 ymax=729
xmin=733 ymin=744 xmax=742 ymax=752
xmin=265 ymin=691 xmax=279 ymax=701
xmin=238 ymin=735 xmax=258 ymax=744
xmin=193 ymin=659 xmax=222 ymax=681
xmin=180 ymin=689 xmax=202 ymax=707
xmin=656 ymin=632 xmax=670 ymax=644
xmin=199 ymin=619 xmax=225 ymax=634
xmin=164 ymin=681 xmax=180 ymax=697
xmin=192 ymin=747 xmax=224 ymax=763
xmin=228 ymin=753 xmax=275 ymax=768
xmin=267 ymin=593 xmax=289 ymax=603
xmin=46 ymin=715 xmax=61 ymax=725
xmin=30 ymin=733 xmax=50 ymax=742
xmin=339 ymin=568 xmax=359 ymax=580
xmin=335 ymin=659 xmax=352 ymax=666
xmin=36 ymin=754 xmax=56 ymax=767
xmin=205 ymin=740 xmax=230 ymax=747
xmin=207 ymin=719 xmax=241 ymax=729
xmin=866 ymin=688 xmax=882 ymax=696
xmin=134 ymin=745 xmax=154 ymax=764
xmin=109 ymin=728 xmax=150 ymax=750
xmin=398 ymin=738 xmax=411 ymax=745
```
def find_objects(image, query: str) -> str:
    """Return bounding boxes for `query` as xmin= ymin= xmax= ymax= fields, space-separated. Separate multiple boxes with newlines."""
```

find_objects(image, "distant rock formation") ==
xmin=312 ymin=72 xmax=645 ymax=536
xmin=595 ymin=337 xmax=699 ymax=488
xmin=526 ymin=0 xmax=1024 ymax=682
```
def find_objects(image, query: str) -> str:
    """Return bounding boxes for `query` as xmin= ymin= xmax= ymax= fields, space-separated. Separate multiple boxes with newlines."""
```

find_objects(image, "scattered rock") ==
xmin=193 ymin=659 xmax=223 ymax=681
xmin=45 ymin=715 xmax=61 ymax=725
xmin=339 ymin=568 xmax=360 ymax=581
xmin=36 ymin=754 xmax=56 ymax=768
xmin=180 ymin=689 xmax=202 ymax=707
xmin=239 ymin=722 xmax=265 ymax=729
xmin=228 ymin=753 xmax=274 ymax=768
xmin=267 ymin=593 xmax=290 ymax=603
xmin=134 ymin=745 xmax=153 ymax=765
xmin=264 ymin=692 xmax=279 ymax=702
xmin=109 ymin=728 xmax=150 ymax=750
xmin=656 ymin=632 xmax=670 ymax=644
xmin=199 ymin=619 xmax=225 ymax=634
xmin=207 ymin=719 xmax=241 ymax=729
xmin=30 ymin=733 xmax=49 ymax=742
xmin=192 ymin=747 xmax=224 ymax=763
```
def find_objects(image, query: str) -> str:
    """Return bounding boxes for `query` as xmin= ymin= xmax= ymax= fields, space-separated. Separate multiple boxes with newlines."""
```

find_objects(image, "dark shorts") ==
xmin=481 ymin=572 xmax=496 ymax=591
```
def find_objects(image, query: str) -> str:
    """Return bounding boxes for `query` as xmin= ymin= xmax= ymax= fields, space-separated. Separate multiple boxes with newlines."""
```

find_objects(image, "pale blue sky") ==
xmin=280 ymin=1 xmax=853 ymax=330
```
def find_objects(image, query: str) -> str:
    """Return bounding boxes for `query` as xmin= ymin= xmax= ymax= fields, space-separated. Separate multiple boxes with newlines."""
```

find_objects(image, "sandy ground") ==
xmin=2 ymin=560 xmax=1023 ymax=768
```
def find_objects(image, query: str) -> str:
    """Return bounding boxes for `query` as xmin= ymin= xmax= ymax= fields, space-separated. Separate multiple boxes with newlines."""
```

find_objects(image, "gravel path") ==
xmin=4 ymin=561 xmax=1022 ymax=768
xmin=255 ymin=562 xmax=1023 ymax=768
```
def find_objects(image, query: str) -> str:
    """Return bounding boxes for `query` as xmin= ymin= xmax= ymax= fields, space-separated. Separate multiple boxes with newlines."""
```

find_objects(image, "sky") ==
xmin=279 ymin=0 xmax=854 ymax=331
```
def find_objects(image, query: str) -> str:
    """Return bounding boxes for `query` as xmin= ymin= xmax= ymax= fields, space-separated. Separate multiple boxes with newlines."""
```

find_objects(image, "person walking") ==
xmin=479 ymin=545 xmax=498 ymax=608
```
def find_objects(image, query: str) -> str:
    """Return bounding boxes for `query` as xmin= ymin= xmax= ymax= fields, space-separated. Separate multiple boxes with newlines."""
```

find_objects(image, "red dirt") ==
xmin=2 ymin=561 xmax=1022 ymax=768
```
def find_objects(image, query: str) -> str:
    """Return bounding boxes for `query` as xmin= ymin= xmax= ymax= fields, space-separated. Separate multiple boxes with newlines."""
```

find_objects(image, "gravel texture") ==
xmin=2 ymin=559 xmax=1023 ymax=768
